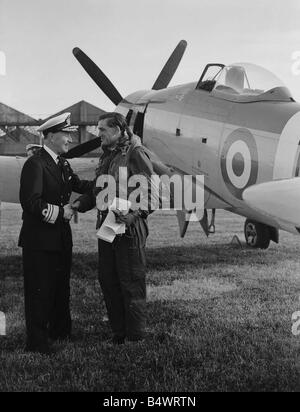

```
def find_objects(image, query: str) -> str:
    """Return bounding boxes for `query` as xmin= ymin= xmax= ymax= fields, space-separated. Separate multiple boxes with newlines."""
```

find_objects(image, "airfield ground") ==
xmin=0 ymin=203 xmax=299 ymax=392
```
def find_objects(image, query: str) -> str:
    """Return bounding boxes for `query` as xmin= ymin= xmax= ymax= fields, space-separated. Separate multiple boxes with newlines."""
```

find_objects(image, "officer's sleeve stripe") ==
xmin=48 ymin=205 xmax=59 ymax=224
xmin=42 ymin=204 xmax=52 ymax=223
xmin=47 ymin=204 xmax=53 ymax=223
xmin=42 ymin=204 xmax=59 ymax=224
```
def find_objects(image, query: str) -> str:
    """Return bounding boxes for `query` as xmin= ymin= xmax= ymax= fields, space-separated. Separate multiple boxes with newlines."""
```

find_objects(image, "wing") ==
xmin=243 ymin=177 xmax=300 ymax=234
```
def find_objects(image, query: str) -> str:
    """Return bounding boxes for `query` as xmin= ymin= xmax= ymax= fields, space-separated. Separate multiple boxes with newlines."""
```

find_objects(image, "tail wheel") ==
xmin=244 ymin=219 xmax=271 ymax=249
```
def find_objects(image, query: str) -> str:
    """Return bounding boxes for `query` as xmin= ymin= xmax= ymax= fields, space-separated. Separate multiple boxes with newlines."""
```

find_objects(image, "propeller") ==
xmin=68 ymin=40 xmax=187 ymax=158
xmin=73 ymin=47 xmax=123 ymax=106
xmin=152 ymin=40 xmax=187 ymax=90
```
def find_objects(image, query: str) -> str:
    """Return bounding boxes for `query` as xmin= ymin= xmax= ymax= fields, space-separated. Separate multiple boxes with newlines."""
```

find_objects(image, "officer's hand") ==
xmin=63 ymin=204 xmax=74 ymax=221
xmin=113 ymin=210 xmax=137 ymax=228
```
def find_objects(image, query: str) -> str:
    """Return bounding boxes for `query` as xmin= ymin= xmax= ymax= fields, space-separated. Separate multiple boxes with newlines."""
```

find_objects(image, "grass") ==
xmin=0 ymin=203 xmax=300 ymax=392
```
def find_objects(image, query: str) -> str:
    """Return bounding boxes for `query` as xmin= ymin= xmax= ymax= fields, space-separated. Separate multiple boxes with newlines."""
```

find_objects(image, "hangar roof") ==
xmin=42 ymin=100 xmax=106 ymax=125
xmin=0 ymin=102 xmax=38 ymax=126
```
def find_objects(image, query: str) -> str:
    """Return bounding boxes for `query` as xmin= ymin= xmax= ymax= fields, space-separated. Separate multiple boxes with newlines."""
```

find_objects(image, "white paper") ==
xmin=96 ymin=198 xmax=131 ymax=243
xmin=104 ymin=210 xmax=125 ymax=232
xmin=96 ymin=224 xmax=116 ymax=243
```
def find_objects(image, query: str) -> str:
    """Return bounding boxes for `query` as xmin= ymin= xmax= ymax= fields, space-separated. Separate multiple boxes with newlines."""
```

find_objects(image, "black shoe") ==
xmin=127 ymin=333 xmax=147 ymax=342
xmin=127 ymin=330 xmax=155 ymax=342
xmin=49 ymin=335 xmax=72 ymax=343
xmin=25 ymin=345 xmax=57 ymax=356
xmin=111 ymin=335 xmax=125 ymax=345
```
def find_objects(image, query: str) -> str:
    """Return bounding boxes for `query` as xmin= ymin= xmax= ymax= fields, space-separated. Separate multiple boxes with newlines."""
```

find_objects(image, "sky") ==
xmin=1 ymin=0 xmax=300 ymax=119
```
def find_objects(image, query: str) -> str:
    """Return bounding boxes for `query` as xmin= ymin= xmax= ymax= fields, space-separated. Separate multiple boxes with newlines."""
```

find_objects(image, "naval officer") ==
xmin=19 ymin=112 xmax=91 ymax=355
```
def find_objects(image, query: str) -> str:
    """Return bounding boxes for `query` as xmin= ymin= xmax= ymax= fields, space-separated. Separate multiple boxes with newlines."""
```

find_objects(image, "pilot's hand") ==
xmin=63 ymin=204 xmax=74 ymax=221
xmin=113 ymin=210 xmax=137 ymax=228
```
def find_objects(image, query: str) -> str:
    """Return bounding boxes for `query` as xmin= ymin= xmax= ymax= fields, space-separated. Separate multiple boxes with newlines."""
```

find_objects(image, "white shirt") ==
xmin=44 ymin=145 xmax=59 ymax=164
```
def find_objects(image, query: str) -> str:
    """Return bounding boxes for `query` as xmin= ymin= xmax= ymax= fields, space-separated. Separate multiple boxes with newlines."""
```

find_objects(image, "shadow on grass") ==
xmin=0 ymin=241 xmax=296 ymax=280
xmin=0 ymin=255 xmax=22 ymax=280
xmin=147 ymin=242 xmax=296 ymax=272
xmin=1 ymin=298 xmax=299 ymax=391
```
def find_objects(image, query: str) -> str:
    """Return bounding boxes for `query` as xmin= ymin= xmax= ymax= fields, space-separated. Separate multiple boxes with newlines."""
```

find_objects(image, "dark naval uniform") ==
xmin=76 ymin=135 xmax=156 ymax=341
xmin=19 ymin=147 xmax=90 ymax=352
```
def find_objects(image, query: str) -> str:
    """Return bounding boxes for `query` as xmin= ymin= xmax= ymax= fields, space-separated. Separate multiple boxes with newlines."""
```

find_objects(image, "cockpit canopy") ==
xmin=197 ymin=63 xmax=294 ymax=102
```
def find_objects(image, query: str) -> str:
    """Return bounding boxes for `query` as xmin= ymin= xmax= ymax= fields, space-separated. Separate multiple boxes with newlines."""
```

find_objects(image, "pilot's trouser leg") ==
xmin=49 ymin=248 xmax=72 ymax=340
xmin=22 ymin=248 xmax=58 ymax=351
xmin=115 ymin=234 xmax=147 ymax=340
xmin=98 ymin=239 xmax=126 ymax=338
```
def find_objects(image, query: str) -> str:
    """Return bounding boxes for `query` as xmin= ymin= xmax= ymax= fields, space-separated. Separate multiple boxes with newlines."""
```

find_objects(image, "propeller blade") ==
xmin=73 ymin=47 xmax=123 ymax=106
xmin=62 ymin=137 xmax=102 ymax=159
xmin=152 ymin=40 xmax=187 ymax=90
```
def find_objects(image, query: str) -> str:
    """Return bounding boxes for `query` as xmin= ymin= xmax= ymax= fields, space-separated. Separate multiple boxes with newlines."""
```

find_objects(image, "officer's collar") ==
xmin=43 ymin=145 xmax=59 ymax=164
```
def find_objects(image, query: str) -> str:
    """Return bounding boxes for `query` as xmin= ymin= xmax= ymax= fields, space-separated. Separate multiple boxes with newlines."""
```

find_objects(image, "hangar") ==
xmin=42 ymin=100 xmax=106 ymax=147
xmin=0 ymin=100 xmax=105 ymax=156
xmin=0 ymin=102 xmax=39 ymax=155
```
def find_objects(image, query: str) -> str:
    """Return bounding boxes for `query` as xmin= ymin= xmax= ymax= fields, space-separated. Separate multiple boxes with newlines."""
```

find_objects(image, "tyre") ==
xmin=244 ymin=219 xmax=271 ymax=249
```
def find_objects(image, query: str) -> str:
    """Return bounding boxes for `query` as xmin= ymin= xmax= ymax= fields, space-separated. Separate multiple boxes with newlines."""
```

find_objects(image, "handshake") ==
xmin=62 ymin=200 xmax=138 ymax=228
xmin=63 ymin=201 xmax=80 ymax=221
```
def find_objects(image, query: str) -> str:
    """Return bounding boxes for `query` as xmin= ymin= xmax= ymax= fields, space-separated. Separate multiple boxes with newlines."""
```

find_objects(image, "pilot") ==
xmin=72 ymin=112 xmax=157 ymax=344
xmin=225 ymin=66 xmax=245 ymax=93
xmin=26 ymin=143 xmax=42 ymax=157
xmin=19 ymin=112 xmax=92 ymax=355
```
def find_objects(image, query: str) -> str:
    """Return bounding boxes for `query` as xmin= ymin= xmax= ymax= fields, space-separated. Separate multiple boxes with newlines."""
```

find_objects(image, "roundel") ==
xmin=221 ymin=128 xmax=258 ymax=199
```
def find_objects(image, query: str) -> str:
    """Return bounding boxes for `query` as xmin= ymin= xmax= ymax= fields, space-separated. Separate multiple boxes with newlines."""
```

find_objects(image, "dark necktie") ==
xmin=57 ymin=156 xmax=67 ymax=182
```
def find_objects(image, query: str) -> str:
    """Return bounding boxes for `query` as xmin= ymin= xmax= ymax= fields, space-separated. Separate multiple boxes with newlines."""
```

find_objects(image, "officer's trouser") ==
xmin=22 ymin=248 xmax=72 ymax=350
xmin=98 ymin=234 xmax=146 ymax=339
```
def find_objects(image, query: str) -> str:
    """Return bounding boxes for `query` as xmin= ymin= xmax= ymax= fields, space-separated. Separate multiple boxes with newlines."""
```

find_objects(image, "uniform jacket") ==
xmin=76 ymin=135 xmax=158 ymax=252
xmin=19 ymin=148 xmax=91 ymax=251
xmin=77 ymin=135 xmax=156 ymax=217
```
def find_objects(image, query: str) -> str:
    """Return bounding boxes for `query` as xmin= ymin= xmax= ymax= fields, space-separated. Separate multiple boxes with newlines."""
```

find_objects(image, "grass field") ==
xmin=0 ymin=203 xmax=300 ymax=392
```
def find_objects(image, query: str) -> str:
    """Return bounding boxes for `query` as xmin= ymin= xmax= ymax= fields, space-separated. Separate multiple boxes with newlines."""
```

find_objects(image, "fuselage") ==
xmin=116 ymin=81 xmax=300 ymax=232
xmin=2 ymin=78 xmax=300 ymax=234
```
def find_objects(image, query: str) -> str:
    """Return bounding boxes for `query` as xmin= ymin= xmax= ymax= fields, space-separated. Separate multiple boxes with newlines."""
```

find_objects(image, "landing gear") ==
xmin=244 ymin=219 xmax=278 ymax=249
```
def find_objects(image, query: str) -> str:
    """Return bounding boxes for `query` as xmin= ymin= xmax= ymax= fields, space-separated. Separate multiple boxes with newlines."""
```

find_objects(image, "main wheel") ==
xmin=244 ymin=219 xmax=271 ymax=249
